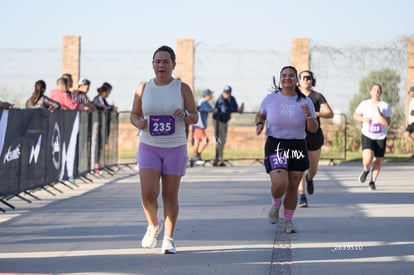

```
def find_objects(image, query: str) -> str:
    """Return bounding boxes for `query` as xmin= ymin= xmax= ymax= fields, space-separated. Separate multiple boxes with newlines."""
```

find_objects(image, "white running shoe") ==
xmin=161 ymin=237 xmax=177 ymax=254
xmin=283 ymin=220 xmax=298 ymax=234
xmin=141 ymin=222 xmax=162 ymax=249
xmin=268 ymin=205 xmax=280 ymax=224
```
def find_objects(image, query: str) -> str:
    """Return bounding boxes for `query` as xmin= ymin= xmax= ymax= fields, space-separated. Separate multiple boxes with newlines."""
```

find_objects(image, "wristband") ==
xmin=184 ymin=110 xmax=190 ymax=117
xmin=256 ymin=121 xmax=264 ymax=126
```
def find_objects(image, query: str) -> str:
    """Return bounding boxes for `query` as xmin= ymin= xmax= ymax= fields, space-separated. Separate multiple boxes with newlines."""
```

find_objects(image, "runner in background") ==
xmin=298 ymin=70 xmax=333 ymax=207
xmin=353 ymin=83 xmax=391 ymax=191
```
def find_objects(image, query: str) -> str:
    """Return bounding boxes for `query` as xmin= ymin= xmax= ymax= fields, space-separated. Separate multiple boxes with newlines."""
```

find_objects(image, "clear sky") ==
xmin=2 ymin=0 xmax=412 ymax=50
xmin=1 ymin=0 xmax=413 ymax=112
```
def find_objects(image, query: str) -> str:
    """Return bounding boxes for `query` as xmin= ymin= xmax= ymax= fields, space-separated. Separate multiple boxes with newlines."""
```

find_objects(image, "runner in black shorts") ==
xmin=264 ymin=137 xmax=309 ymax=173
xmin=298 ymin=70 xmax=334 ymax=207
xmin=256 ymin=66 xmax=318 ymax=233
xmin=353 ymin=83 xmax=391 ymax=191
xmin=306 ymin=128 xmax=324 ymax=151
xmin=361 ymin=134 xmax=386 ymax=158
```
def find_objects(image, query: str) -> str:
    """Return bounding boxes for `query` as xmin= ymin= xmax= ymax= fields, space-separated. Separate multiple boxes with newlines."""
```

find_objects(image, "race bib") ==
xmin=268 ymin=151 xmax=289 ymax=170
xmin=369 ymin=123 xmax=381 ymax=134
xmin=149 ymin=115 xmax=175 ymax=136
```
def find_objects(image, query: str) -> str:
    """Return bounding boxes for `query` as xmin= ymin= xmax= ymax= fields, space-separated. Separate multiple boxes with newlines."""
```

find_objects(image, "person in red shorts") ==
xmin=191 ymin=89 xmax=214 ymax=161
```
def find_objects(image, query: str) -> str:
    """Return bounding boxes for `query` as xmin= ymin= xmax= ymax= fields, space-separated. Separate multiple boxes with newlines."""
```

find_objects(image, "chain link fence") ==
xmin=1 ymin=37 xmax=412 ymax=157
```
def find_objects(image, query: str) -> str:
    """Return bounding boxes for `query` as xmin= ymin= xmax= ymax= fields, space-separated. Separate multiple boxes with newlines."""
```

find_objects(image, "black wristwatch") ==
xmin=184 ymin=110 xmax=190 ymax=117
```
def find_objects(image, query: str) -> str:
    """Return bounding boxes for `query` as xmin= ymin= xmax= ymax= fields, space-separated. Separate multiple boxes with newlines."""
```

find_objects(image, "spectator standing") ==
xmin=92 ymin=82 xmax=117 ymax=174
xmin=49 ymin=77 xmax=85 ymax=110
xmin=130 ymin=45 xmax=198 ymax=254
xmin=297 ymin=70 xmax=333 ymax=208
xmin=255 ymin=65 xmax=318 ymax=233
xmin=62 ymin=73 xmax=74 ymax=95
xmin=191 ymin=88 xmax=214 ymax=162
xmin=403 ymin=86 xmax=414 ymax=145
xmin=93 ymin=82 xmax=117 ymax=112
xmin=353 ymin=83 xmax=391 ymax=191
xmin=25 ymin=80 xmax=61 ymax=110
xmin=212 ymin=85 xmax=244 ymax=166
xmin=71 ymin=78 xmax=96 ymax=111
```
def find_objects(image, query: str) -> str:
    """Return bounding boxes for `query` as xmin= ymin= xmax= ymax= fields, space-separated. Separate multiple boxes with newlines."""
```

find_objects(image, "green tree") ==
xmin=349 ymin=69 xmax=401 ymax=125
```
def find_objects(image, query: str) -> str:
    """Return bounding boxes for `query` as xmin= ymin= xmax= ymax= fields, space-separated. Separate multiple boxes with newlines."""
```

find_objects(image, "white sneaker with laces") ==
xmin=161 ymin=236 xmax=177 ymax=254
xmin=268 ymin=205 xmax=280 ymax=224
xmin=283 ymin=220 xmax=298 ymax=234
xmin=141 ymin=222 xmax=162 ymax=249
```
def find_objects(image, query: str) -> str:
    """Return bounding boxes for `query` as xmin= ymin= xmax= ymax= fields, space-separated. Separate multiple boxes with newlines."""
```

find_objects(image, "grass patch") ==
xmin=118 ymin=148 xmax=414 ymax=164
xmin=334 ymin=151 xmax=414 ymax=163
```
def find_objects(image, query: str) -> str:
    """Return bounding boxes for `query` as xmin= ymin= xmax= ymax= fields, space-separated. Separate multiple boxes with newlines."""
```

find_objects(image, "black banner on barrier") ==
xmin=44 ymin=110 xmax=62 ymax=184
xmin=44 ymin=110 xmax=80 ymax=183
xmin=19 ymin=109 xmax=50 ymax=191
xmin=90 ymin=111 xmax=102 ymax=170
xmin=78 ymin=111 xmax=91 ymax=175
xmin=106 ymin=111 xmax=118 ymax=166
xmin=0 ymin=108 xmax=119 ymax=198
xmin=0 ymin=109 xmax=81 ymax=197
xmin=0 ymin=110 xmax=21 ymax=196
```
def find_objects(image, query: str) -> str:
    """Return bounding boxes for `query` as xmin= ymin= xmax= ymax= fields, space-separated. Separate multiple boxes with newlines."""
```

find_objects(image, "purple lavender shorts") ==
xmin=137 ymin=142 xmax=188 ymax=176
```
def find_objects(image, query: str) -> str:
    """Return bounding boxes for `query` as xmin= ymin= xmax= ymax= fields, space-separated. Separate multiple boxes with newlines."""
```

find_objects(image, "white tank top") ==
xmin=140 ymin=78 xmax=187 ymax=148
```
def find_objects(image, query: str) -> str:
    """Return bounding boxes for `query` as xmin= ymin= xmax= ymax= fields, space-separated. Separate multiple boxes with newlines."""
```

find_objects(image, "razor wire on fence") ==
xmin=0 ymin=38 xmax=408 ymax=115
xmin=1 ymin=37 xmax=412 ymax=156
xmin=309 ymin=38 xmax=407 ymax=114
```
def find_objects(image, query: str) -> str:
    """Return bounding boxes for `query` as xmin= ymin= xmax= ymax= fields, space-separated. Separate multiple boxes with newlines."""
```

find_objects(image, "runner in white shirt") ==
xmin=353 ymin=83 xmax=391 ymax=191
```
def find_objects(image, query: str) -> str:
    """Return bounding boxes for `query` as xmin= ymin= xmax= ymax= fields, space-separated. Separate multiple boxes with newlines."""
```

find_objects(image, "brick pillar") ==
xmin=291 ymin=38 xmax=310 ymax=73
xmin=406 ymin=38 xmax=414 ymax=123
xmin=175 ymin=39 xmax=194 ymax=91
xmin=62 ymin=36 xmax=81 ymax=87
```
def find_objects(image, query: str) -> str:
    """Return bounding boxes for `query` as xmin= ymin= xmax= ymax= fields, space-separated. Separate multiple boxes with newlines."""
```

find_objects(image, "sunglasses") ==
xmin=300 ymin=76 xmax=313 ymax=81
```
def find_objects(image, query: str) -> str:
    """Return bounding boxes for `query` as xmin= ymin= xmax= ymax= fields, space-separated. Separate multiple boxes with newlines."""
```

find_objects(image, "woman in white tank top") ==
xmin=130 ymin=46 xmax=198 ymax=254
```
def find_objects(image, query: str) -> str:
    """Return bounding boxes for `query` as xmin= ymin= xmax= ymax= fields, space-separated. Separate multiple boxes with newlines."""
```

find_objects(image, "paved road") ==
xmin=0 ymin=161 xmax=413 ymax=275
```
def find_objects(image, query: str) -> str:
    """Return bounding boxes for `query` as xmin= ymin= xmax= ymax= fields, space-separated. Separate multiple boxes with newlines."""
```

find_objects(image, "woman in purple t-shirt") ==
xmin=255 ymin=65 xmax=318 ymax=233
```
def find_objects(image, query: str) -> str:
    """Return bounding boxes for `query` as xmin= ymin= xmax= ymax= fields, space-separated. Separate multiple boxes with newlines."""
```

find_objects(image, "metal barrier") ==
xmin=0 ymin=109 xmax=119 ymax=212
xmin=319 ymin=113 xmax=348 ymax=164
xmin=0 ymin=109 xmax=347 ymax=212
xmin=117 ymin=111 xmax=348 ymax=167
